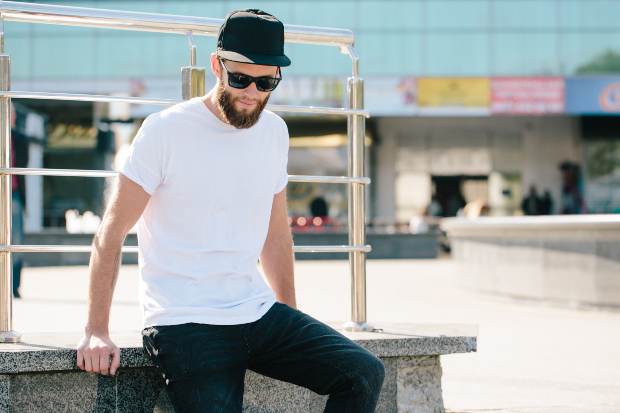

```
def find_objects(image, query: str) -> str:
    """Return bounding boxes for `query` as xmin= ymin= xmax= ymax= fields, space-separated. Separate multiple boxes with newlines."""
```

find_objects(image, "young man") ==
xmin=77 ymin=9 xmax=384 ymax=412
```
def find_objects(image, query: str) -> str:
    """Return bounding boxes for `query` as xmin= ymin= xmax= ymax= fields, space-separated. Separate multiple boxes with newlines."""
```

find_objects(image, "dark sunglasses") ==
xmin=219 ymin=59 xmax=282 ymax=92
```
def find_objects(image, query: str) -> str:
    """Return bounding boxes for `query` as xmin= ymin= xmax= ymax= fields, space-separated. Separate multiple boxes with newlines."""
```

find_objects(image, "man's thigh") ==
xmin=143 ymin=323 xmax=249 ymax=413
xmin=244 ymin=303 xmax=384 ymax=398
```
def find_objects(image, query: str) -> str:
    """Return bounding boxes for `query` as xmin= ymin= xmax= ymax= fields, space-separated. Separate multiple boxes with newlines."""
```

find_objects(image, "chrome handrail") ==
xmin=0 ymin=168 xmax=371 ymax=185
xmin=0 ymin=1 xmax=373 ymax=342
xmin=0 ymin=245 xmax=371 ymax=253
xmin=0 ymin=1 xmax=354 ymax=46
xmin=0 ymin=91 xmax=371 ymax=118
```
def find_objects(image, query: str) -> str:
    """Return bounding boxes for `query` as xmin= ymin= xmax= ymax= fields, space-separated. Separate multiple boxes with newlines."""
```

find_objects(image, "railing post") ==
xmin=181 ymin=31 xmax=205 ymax=100
xmin=0 ymin=19 xmax=19 ymax=343
xmin=343 ymin=46 xmax=373 ymax=332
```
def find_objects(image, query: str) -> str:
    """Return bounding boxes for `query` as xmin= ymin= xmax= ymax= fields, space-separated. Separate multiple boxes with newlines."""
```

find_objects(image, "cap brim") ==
xmin=217 ymin=50 xmax=291 ymax=67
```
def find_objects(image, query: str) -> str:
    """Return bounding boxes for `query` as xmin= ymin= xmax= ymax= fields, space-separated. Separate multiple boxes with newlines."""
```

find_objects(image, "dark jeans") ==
xmin=142 ymin=302 xmax=385 ymax=413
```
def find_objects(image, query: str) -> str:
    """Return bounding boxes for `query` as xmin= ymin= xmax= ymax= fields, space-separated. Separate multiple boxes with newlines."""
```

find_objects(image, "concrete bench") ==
xmin=0 ymin=324 xmax=477 ymax=412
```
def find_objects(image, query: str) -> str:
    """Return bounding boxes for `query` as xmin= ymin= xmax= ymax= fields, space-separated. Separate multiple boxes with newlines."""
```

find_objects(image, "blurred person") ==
xmin=521 ymin=185 xmax=542 ymax=215
xmin=445 ymin=191 xmax=466 ymax=217
xmin=76 ymin=9 xmax=384 ymax=413
xmin=540 ymin=190 xmax=553 ymax=215
xmin=409 ymin=215 xmax=429 ymax=234
xmin=559 ymin=161 xmax=588 ymax=214
xmin=425 ymin=196 xmax=443 ymax=217
xmin=463 ymin=199 xmax=490 ymax=219
xmin=10 ymin=102 xmax=28 ymax=298
xmin=309 ymin=191 xmax=328 ymax=217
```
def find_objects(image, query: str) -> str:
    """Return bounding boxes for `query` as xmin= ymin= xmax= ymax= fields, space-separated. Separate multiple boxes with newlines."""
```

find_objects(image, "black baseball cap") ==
xmin=217 ymin=9 xmax=291 ymax=67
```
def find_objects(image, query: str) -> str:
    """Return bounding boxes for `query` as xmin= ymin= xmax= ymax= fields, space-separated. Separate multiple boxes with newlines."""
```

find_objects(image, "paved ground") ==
xmin=12 ymin=259 xmax=620 ymax=413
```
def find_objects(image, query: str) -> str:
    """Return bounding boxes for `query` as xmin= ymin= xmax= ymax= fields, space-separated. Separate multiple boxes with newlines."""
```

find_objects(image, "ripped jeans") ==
xmin=142 ymin=302 xmax=385 ymax=413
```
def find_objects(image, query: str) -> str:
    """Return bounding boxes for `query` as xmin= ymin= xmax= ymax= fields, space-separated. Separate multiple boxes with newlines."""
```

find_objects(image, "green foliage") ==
xmin=586 ymin=141 xmax=620 ymax=179
xmin=576 ymin=50 xmax=620 ymax=75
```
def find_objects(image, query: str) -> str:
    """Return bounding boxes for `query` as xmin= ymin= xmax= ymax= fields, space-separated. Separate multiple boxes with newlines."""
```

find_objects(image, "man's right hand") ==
xmin=77 ymin=333 xmax=121 ymax=376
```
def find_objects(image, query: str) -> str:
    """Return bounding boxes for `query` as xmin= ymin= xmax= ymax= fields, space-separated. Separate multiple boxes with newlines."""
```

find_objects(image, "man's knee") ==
xmin=355 ymin=351 xmax=385 ymax=395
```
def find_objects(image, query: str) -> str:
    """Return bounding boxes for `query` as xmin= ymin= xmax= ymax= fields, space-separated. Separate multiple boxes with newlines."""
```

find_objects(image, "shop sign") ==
xmin=270 ymin=77 xmax=347 ymax=109
xmin=491 ymin=77 xmax=564 ymax=115
xmin=272 ymin=76 xmax=418 ymax=117
xmin=566 ymin=77 xmax=620 ymax=115
xmin=417 ymin=78 xmax=491 ymax=116
xmin=364 ymin=77 xmax=417 ymax=116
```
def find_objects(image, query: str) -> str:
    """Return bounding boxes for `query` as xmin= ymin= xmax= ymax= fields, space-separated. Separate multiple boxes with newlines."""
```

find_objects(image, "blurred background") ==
xmin=6 ymin=0 xmax=620 ymax=264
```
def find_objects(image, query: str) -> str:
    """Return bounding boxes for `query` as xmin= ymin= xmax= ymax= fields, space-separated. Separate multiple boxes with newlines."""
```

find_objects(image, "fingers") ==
xmin=76 ymin=335 xmax=120 ymax=375
xmin=110 ymin=347 xmax=120 ymax=376
xmin=99 ymin=351 xmax=110 ymax=375
xmin=76 ymin=349 xmax=85 ymax=370
xmin=83 ymin=350 xmax=93 ymax=373
xmin=90 ymin=350 xmax=101 ymax=374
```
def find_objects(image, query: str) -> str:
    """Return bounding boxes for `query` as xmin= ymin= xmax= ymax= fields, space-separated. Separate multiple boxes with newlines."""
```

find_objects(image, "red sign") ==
xmin=491 ymin=77 xmax=565 ymax=115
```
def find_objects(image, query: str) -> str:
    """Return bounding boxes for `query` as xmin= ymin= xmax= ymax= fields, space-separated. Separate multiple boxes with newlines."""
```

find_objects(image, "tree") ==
xmin=576 ymin=50 xmax=620 ymax=75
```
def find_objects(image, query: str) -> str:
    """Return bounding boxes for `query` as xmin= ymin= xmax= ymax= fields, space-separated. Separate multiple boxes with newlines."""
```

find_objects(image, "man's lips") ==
xmin=238 ymin=100 xmax=256 ymax=108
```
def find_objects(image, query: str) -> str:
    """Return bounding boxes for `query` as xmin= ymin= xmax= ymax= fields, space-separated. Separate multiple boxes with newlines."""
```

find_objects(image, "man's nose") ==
xmin=244 ymin=82 xmax=259 ymax=99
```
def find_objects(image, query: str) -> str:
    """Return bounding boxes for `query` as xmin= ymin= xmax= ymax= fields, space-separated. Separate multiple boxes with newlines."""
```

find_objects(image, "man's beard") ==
xmin=216 ymin=78 xmax=270 ymax=129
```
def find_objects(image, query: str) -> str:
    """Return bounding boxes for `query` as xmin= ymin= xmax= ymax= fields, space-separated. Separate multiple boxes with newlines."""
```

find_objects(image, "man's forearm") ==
xmin=85 ymin=230 xmax=125 ymax=334
xmin=260 ymin=230 xmax=296 ymax=308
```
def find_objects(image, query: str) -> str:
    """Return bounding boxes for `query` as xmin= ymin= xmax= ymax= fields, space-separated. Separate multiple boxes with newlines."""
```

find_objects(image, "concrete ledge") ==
xmin=0 ymin=324 xmax=477 ymax=412
xmin=441 ymin=215 xmax=620 ymax=309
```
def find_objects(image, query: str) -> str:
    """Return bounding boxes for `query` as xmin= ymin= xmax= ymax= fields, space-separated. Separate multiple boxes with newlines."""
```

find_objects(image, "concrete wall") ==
xmin=442 ymin=215 xmax=620 ymax=310
xmin=372 ymin=116 xmax=582 ymax=221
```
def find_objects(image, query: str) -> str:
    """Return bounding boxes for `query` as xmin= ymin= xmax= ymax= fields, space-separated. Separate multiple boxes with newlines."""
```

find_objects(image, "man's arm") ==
xmin=77 ymin=173 xmax=151 ymax=375
xmin=260 ymin=188 xmax=296 ymax=309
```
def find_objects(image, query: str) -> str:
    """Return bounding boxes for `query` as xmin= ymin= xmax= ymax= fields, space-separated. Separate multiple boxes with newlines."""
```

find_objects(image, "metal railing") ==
xmin=0 ymin=1 xmax=373 ymax=343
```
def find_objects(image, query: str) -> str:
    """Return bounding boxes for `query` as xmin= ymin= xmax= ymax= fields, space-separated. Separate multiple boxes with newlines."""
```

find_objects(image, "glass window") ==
xmin=359 ymin=0 xmax=423 ymax=30
xmin=493 ymin=33 xmax=558 ymax=75
xmin=493 ymin=0 xmax=556 ymax=29
xmin=283 ymin=43 xmax=350 ymax=76
xmin=161 ymin=1 xmax=228 ymax=19
xmin=32 ymin=35 xmax=95 ymax=79
xmin=51 ymin=1 xmax=96 ymax=8
xmin=3 ymin=21 xmax=30 ymax=36
xmin=159 ymin=35 xmax=193 ymax=77
xmin=194 ymin=36 xmax=219 ymax=68
xmin=561 ymin=32 xmax=620 ymax=75
xmin=357 ymin=33 xmax=422 ymax=76
xmin=293 ymin=1 xmax=356 ymax=30
xmin=427 ymin=33 xmax=489 ymax=75
xmin=96 ymin=33 xmax=159 ymax=78
xmin=30 ymin=2 xmax=96 ymax=35
xmin=95 ymin=1 xmax=159 ymax=13
xmin=427 ymin=0 xmax=490 ymax=30
xmin=560 ymin=0 xmax=620 ymax=29
xmin=227 ymin=1 xmax=291 ymax=21
xmin=5 ymin=37 xmax=31 ymax=80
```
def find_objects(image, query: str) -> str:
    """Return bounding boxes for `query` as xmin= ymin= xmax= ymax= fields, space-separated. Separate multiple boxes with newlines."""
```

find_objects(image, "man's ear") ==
xmin=210 ymin=53 xmax=221 ymax=78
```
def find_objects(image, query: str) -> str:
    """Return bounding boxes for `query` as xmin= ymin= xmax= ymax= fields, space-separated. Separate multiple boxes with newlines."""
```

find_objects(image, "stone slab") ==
xmin=0 ymin=324 xmax=477 ymax=374
xmin=0 ymin=324 xmax=475 ymax=412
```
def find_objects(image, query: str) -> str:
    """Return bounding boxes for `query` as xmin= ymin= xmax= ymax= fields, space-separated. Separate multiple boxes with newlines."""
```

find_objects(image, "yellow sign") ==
xmin=418 ymin=78 xmax=491 ymax=108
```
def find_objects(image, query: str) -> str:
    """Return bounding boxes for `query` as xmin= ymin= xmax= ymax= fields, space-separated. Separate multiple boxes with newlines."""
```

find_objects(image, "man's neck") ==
xmin=202 ymin=87 xmax=227 ymax=124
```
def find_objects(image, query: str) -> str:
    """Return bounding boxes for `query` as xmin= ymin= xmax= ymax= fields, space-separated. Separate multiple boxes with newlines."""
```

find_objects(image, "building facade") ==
xmin=5 ymin=0 xmax=620 ymax=229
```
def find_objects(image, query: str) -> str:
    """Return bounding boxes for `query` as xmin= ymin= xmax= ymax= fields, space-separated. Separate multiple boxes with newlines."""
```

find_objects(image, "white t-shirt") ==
xmin=119 ymin=97 xmax=288 ymax=328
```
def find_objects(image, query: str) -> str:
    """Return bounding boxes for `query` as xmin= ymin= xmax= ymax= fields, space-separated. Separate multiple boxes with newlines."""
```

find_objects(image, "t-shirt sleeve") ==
xmin=274 ymin=121 xmax=289 ymax=194
xmin=118 ymin=113 xmax=166 ymax=195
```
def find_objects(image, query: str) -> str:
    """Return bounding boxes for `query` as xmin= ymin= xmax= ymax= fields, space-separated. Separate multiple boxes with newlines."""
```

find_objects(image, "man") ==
xmin=77 ymin=9 xmax=385 ymax=413
xmin=10 ymin=102 xmax=27 ymax=298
